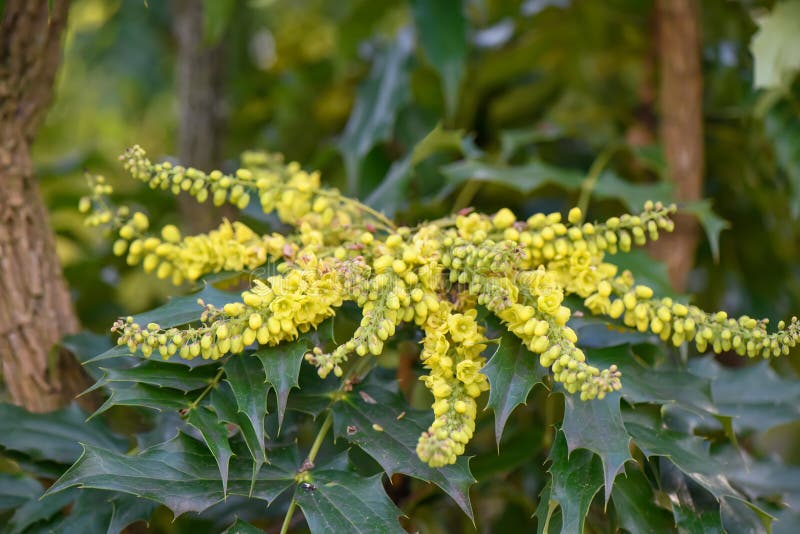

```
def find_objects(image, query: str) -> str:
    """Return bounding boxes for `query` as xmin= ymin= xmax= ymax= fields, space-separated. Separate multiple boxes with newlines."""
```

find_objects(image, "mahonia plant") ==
xmin=80 ymin=145 xmax=800 ymax=469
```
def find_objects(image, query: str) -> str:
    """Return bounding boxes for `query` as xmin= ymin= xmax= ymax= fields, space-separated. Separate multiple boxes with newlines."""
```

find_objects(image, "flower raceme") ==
xmin=82 ymin=146 xmax=800 ymax=467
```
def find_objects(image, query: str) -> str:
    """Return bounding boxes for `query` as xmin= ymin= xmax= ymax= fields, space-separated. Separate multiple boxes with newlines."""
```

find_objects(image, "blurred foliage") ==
xmin=2 ymin=0 xmax=798 ymax=531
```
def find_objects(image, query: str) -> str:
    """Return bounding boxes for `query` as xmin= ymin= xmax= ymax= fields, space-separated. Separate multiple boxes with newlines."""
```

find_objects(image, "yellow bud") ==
xmin=493 ymin=208 xmax=516 ymax=229
xmin=568 ymin=207 xmax=582 ymax=224
xmin=132 ymin=212 xmax=149 ymax=231
xmin=161 ymin=224 xmax=182 ymax=243
xmin=112 ymin=239 xmax=128 ymax=256
xmin=249 ymin=313 xmax=263 ymax=330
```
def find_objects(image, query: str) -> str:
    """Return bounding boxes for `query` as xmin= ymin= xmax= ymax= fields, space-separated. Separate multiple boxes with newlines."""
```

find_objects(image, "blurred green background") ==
xmin=25 ymin=0 xmax=800 ymax=531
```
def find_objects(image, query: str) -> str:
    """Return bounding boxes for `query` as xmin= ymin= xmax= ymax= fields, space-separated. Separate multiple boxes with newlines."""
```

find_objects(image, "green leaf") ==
xmin=499 ymin=125 xmax=564 ymax=162
xmin=339 ymin=29 xmax=413 ymax=193
xmin=187 ymin=406 xmax=234 ymax=495
xmin=40 ymin=490 xmax=156 ymax=534
xmin=682 ymin=200 xmax=730 ymax=262
xmin=105 ymin=492 xmax=158 ymax=534
xmin=673 ymin=505 xmax=724 ymax=534
xmin=8 ymin=487 xmax=78 ymax=534
xmin=482 ymin=332 xmax=546 ymax=444
xmin=331 ymin=381 xmax=475 ymax=519
xmin=87 ymin=360 xmax=217 ymax=394
xmin=624 ymin=420 xmax=740 ymax=502
xmin=224 ymin=355 xmax=268 ymax=457
xmin=611 ymin=466 xmax=675 ymax=534
xmin=750 ymin=0 xmax=800 ymax=89
xmin=202 ymin=0 xmax=235 ymax=45
xmin=225 ymin=518 xmax=264 ymax=534
xmin=605 ymin=249 xmax=677 ymax=298
xmin=93 ymin=383 xmax=191 ymax=417
xmin=561 ymin=391 xmax=632 ymax=503
xmin=211 ymin=381 xmax=266 ymax=469
xmin=411 ymin=0 xmax=467 ymax=116
xmin=47 ymin=433 xmax=298 ymax=517
xmin=588 ymin=346 xmax=715 ymax=415
xmin=293 ymin=468 xmax=403 ymax=533
xmin=547 ymin=431 xmax=604 ymax=534
xmin=254 ymin=340 xmax=309 ymax=431
xmin=689 ymin=357 xmax=800 ymax=433
xmin=441 ymin=159 xmax=584 ymax=193
xmin=592 ymin=170 xmax=673 ymax=213
xmin=0 ymin=403 xmax=127 ymax=464
xmin=0 ymin=473 xmax=42 ymax=511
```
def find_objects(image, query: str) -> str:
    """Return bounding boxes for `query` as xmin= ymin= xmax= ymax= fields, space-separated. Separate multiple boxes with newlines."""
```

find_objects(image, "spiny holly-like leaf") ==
xmin=0 ymin=403 xmax=127 ymax=464
xmin=86 ymin=360 xmax=217 ymax=394
xmin=41 ymin=490 xmax=156 ymax=534
xmin=92 ymin=383 xmax=191 ymax=417
xmin=411 ymin=0 xmax=467 ymax=116
xmin=331 ymin=381 xmax=475 ymax=519
xmin=673 ymin=505 xmax=724 ymax=534
xmin=254 ymin=340 xmax=309 ymax=431
xmin=210 ymin=380 xmax=266 ymax=478
xmin=187 ymin=406 xmax=234 ymax=495
xmin=339 ymin=29 xmax=413 ymax=193
xmin=589 ymin=346 xmax=715 ymax=415
xmin=46 ymin=433 xmax=298 ymax=517
xmin=547 ymin=431 xmax=604 ymax=534
xmin=482 ymin=332 xmax=547 ymax=444
xmin=690 ymin=357 xmax=800 ymax=433
xmin=682 ymin=200 xmax=730 ymax=262
xmin=0 ymin=473 xmax=42 ymax=511
xmin=8 ymin=487 xmax=78 ymax=534
xmin=225 ymin=518 xmax=264 ymax=534
xmin=224 ymin=355 xmax=268 ymax=457
xmin=624 ymin=419 xmax=741 ymax=502
xmin=293 ymin=468 xmax=404 ymax=534
xmin=561 ymin=391 xmax=632 ymax=503
xmin=611 ymin=466 xmax=675 ymax=534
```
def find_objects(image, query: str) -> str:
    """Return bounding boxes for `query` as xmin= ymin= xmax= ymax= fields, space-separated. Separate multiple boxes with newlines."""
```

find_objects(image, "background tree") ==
xmin=0 ymin=0 xmax=89 ymax=411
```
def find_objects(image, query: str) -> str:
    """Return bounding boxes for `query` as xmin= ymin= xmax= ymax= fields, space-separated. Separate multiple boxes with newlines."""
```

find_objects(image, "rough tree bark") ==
xmin=650 ymin=0 xmax=705 ymax=291
xmin=173 ymin=0 xmax=227 ymax=233
xmin=0 ymin=0 xmax=90 ymax=411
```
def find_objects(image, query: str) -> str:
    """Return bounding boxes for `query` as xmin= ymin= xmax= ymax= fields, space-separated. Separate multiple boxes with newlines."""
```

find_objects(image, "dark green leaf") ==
xmin=331 ymin=382 xmax=475 ymax=519
xmin=442 ymin=159 xmax=584 ymax=193
xmin=592 ymin=170 xmax=673 ymax=213
xmin=225 ymin=518 xmax=264 ymax=534
xmin=105 ymin=492 xmax=158 ymax=534
xmin=611 ymin=466 xmax=675 ymax=534
xmin=131 ymin=284 xmax=238 ymax=329
xmin=254 ymin=340 xmax=309 ymax=430
xmin=689 ymin=357 xmax=800 ymax=433
xmin=499 ymin=125 xmax=564 ymax=162
xmin=8 ymin=488 xmax=77 ymax=534
xmin=87 ymin=360 xmax=217 ymax=394
xmin=534 ymin=481 xmax=562 ymax=534
xmin=224 ymin=355 xmax=268 ymax=456
xmin=673 ymin=505 xmax=724 ymax=534
xmin=411 ymin=0 xmax=467 ymax=115
xmin=211 ymin=381 xmax=266 ymax=470
xmin=93 ymin=383 xmax=191 ymax=417
xmin=40 ymin=490 xmax=155 ymax=534
xmin=293 ymin=469 xmax=403 ymax=534
xmin=187 ymin=406 xmax=234 ymax=495
xmin=0 ymin=403 xmax=127 ymax=464
xmin=682 ymin=200 xmax=730 ymax=262
xmin=339 ymin=29 xmax=413 ymax=193
xmin=47 ymin=433 xmax=298 ymax=517
xmin=547 ymin=431 xmax=604 ymax=534
xmin=561 ymin=391 xmax=632 ymax=503
xmin=588 ymin=346 xmax=715 ymax=415
xmin=483 ymin=333 xmax=547 ymax=444
xmin=0 ymin=473 xmax=42 ymax=511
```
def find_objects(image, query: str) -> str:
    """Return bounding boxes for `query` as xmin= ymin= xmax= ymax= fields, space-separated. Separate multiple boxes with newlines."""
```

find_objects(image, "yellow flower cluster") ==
xmin=113 ymin=253 xmax=344 ymax=360
xmin=86 ymin=146 xmax=800 ymax=468
xmin=416 ymin=305 xmax=490 ymax=467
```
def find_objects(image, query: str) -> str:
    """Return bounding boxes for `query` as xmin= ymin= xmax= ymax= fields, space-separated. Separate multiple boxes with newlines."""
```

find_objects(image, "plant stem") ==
xmin=278 ymin=357 xmax=373 ymax=533
xmin=188 ymin=367 xmax=225 ymax=410
xmin=576 ymin=145 xmax=619 ymax=221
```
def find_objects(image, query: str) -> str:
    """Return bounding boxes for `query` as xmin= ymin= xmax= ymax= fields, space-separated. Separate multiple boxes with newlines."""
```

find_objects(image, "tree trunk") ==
xmin=650 ymin=0 xmax=705 ymax=291
xmin=0 ymin=0 xmax=89 ymax=411
xmin=173 ymin=0 xmax=227 ymax=233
